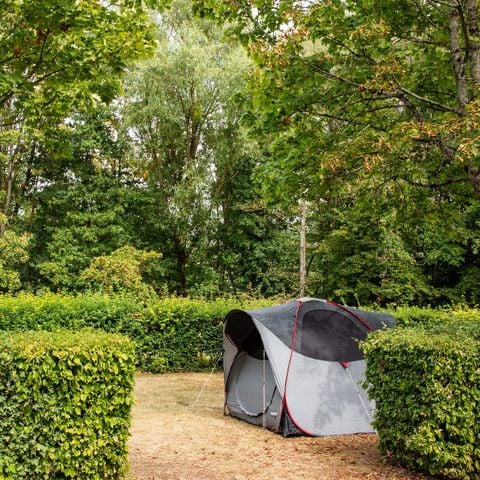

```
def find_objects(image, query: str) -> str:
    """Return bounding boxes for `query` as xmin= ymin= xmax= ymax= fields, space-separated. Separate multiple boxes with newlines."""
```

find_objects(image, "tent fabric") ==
xmin=223 ymin=298 xmax=395 ymax=436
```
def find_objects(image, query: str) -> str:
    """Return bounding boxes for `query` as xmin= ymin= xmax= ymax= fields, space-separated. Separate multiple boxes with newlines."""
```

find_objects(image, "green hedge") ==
xmin=362 ymin=327 xmax=480 ymax=480
xmin=391 ymin=305 xmax=480 ymax=329
xmin=127 ymin=297 xmax=242 ymax=372
xmin=0 ymin=293 xmax=140 ymax=332
xmin=0 ymin=293 xmax=273 ymax=372
xmin=0 ymin=330 xmax=135 ymax=479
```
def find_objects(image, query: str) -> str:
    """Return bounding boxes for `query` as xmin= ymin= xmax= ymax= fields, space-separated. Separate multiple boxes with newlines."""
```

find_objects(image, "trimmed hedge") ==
xmin=0 ymin=293 xmax=140 ymax=332
xmin=128 ymin=297 xmax=240 ymax=372
xmin=362 ymin=327 xmax=480 ymax=480
xmin=391 ymin=305 xmax=480 ymax=329
xmin=0 ymin=330 xmax=135 ymax=479
xmin=0 ymin=293 xmax=273 ymax=372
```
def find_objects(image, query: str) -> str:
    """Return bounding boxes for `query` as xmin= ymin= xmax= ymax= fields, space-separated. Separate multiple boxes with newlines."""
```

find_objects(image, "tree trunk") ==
xmin=0 ymin=157 xmax=15 ymax=235
xmin=299 ymin=200 xmax=307 ymax=297
xmin=465 ymin=0 xmax=480 ymax=87
xmin=450 ymin=5 xmax=469 ymax=112
xmin=174 ymin=238 xmax=187 ymax=296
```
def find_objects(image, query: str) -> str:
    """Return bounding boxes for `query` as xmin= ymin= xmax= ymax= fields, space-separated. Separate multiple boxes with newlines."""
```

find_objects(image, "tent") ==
xmin=223 ymin=298 xmax=395 ymax=436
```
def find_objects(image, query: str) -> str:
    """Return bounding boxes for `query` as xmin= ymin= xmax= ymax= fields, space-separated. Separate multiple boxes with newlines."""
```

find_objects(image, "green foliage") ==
xmin=0 ymin=0 xmax=157 ymax=115
xmin=30 ymin=174 xmax=167 ymax=292
xmin=390 ymin=305 xmax=480 ymax=329
xmin=81 ymin=246 xmax=161 ymax=299
xmin=122 ymin=0 xmax=293 ymax=296
xmin=12 ymin=3 xmax=297 ymax=299
xmin=0 ymin=293 xmax=140 ymax=332
xmin=0 ymin=330 xmax=135 ymax=479
xmin=193 ymin=0 xmax=480 ymax=307
xmin=362 ymin=326 xmax=480 ymax=479
xmin=310 ymin=206 xmax=436 ymax=306
xmin=0 ymin=0 xmax=158 ymax=230
xmin=0 ymin=227 xmax=30 ymax=293
xmin=0 ymin=293 xmax=273 ymax=372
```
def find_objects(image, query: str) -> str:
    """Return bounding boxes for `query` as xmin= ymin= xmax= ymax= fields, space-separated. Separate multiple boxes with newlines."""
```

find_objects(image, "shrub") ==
xmin=80 ymin=246 xmax=161 ymax=299
xmin=0 ymin=292 xmax=140 ymax=332
xmin=362 ymin=328 xmax=480 ymax=480
xmin=391 ymin=305 xmax=480 ymax=329
xmin=390 ymin=305 xmax=447 ymax=328
xmin=0 ymin=293 xmax=273 ymax=372
xmin=0 ymin=330 xmax=135 ymax=479
xmin=125 ymin=297 xmax=271 ymax=372
xmin=0 ymin=228 xmax=30 ymax=293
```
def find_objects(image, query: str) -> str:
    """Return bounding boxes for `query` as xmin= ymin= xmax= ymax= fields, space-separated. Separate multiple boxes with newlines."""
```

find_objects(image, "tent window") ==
xmin=299 ymin=310 xmax=367 ymax=362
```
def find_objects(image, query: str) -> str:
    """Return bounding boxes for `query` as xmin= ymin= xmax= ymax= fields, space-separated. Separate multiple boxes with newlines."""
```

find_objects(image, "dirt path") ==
xmin=128 ymin=373 xmax=430 ymax=480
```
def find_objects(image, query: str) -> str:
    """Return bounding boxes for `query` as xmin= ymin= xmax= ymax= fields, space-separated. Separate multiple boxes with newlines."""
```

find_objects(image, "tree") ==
xmin=0 ymin=0 xmax=158 ymax=233
xmin=25 ymin=105 xmax=170 ymax=292
xmin=193 ymin=0 xmax=480 ymax=305
xmin=125 ymin=2 xmax=296 ymax=295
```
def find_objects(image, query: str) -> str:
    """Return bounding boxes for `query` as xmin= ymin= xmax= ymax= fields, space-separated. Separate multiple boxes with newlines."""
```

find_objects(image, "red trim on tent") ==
xmin=282 ymin=299 xmax=374 ymax=435
xmin=326 ymin=300 xmax=373 ymax=332
xmin=281 ymin=300 xmax=316 ymax=436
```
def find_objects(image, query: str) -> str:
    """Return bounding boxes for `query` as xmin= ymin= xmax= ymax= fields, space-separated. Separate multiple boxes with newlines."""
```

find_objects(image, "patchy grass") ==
xmin=129 ymin=373 xmax=431 ymax=480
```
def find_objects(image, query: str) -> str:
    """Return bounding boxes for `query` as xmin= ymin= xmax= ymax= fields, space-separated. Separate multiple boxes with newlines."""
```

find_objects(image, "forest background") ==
xmin=2 ymin=0 xmax=480 ymax=308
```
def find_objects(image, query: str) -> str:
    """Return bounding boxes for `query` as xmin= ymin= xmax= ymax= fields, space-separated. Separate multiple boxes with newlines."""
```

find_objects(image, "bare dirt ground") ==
xmin=128 ymin=373 xmax=431 ymax=480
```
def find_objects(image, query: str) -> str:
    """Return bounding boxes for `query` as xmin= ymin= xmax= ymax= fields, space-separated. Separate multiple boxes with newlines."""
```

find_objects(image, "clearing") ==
xmin=129 ymin=372 xmax=430 ymax=480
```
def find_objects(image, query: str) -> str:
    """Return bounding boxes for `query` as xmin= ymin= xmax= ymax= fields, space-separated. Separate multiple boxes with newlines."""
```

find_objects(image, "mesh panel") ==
xmin=299 ymin=310 xmax=367 ymax=362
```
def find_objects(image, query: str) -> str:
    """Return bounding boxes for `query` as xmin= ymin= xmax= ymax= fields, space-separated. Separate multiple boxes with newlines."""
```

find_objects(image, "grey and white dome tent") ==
xmin=223 ymin=298 xmax=395 ymax=436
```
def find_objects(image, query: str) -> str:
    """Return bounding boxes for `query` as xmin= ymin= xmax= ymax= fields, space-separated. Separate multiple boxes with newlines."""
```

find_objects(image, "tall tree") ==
xmin=123 ymin=0 xmax=296 ymax=296
xmin=193 ymin=0 xmax=480 ymax=305
xmin=0 ymin=0 xmax=158 ymax=233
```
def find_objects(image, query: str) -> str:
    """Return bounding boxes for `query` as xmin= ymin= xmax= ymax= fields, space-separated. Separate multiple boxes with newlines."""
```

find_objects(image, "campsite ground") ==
xmin=129 ymin=373 xmax=430 ymax=480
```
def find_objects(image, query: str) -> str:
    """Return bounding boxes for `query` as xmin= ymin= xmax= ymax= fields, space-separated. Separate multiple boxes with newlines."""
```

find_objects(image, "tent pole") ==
xmin=344 ymin=366 xmax=373 ymax=424
xmin=262 ymin=348 xmax=267 ymax=429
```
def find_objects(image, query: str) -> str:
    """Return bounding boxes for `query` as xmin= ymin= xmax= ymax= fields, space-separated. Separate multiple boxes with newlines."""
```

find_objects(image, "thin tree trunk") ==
xmin=1 ymin=156 xmax=15 ymax=234
xmin=299 ymin=200 xmax=307 ymax=297
xmin=174 ymin=238 xmax=187 ymax=296
xmin=450 ymin=5 xmax=469 ymax=112
xmin=465 ymin=0 xmax=480 ymax=87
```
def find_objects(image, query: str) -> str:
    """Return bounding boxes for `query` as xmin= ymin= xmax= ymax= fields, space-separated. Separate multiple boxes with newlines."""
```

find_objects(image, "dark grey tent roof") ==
xmin=225 ymin=298 xmax=395 ymax=363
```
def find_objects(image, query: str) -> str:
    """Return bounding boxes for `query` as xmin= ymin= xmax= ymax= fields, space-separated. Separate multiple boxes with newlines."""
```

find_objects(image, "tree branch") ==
xmin=393 ymin=76 xmax=463 ymax=114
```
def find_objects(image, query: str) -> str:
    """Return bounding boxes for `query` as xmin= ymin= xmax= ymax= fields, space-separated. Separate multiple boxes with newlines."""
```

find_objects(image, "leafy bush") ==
xmin=129 ymin=297 xmax=273 ymax=372
xmin=80 ymin=246 xmax=161 ymax=299
xmin=362 ymin=327 xmax=480 ymax=480
xmin=0 ymin=330 xmax=135 ymax=479
xmin=391 ymin=305 xmax=480 ymax=329
xmin=0 ymin=293 xmax=273 ymax=372
xmin=0 ymin=293 xmax=140 ymax=332
xmin=390 ymin=305 xmax=447 ymax=328
xmin=0 ymin=227 xmax=30 ymax=293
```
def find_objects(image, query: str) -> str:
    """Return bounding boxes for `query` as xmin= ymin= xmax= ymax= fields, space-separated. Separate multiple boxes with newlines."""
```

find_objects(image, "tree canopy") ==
xmin=2 ymin=0 xmax=480 ymax=305
xmin=191 ymin=0 xmax=480 ymax=305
